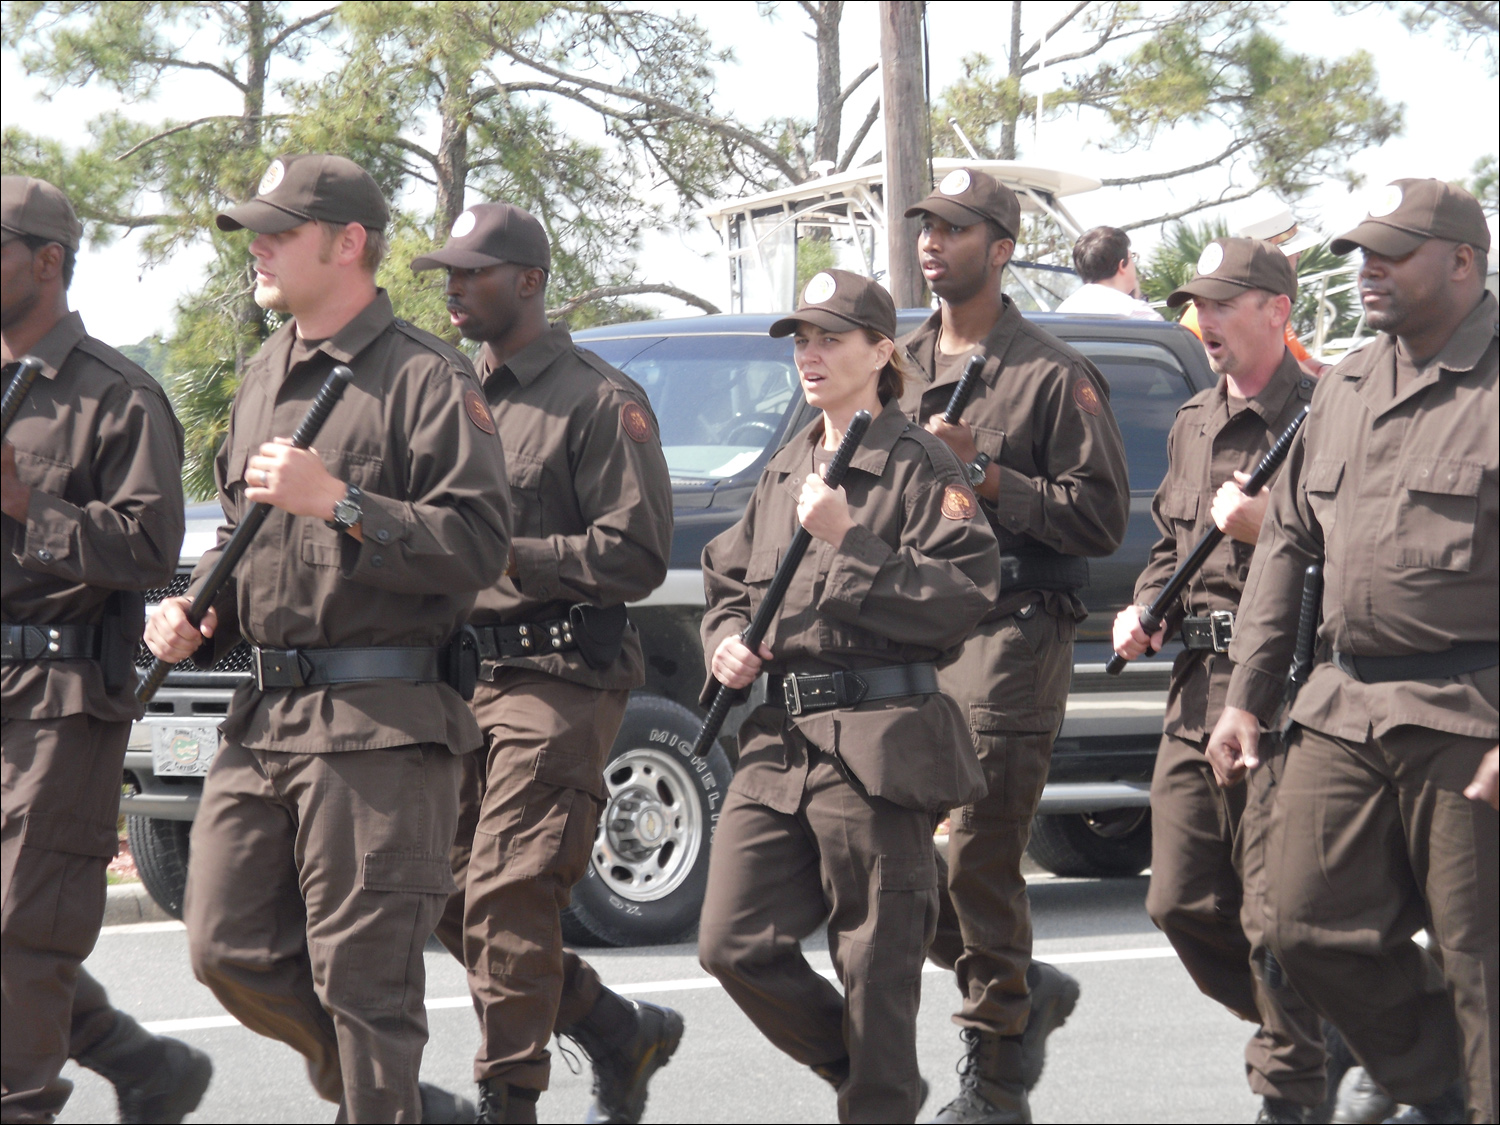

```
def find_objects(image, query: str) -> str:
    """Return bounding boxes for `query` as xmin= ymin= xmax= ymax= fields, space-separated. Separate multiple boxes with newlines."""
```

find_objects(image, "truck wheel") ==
xmin=562 ymin=694 xmax=731 ymax=947
xmin=126 ymin=815 xmax=192 ymax=919
xmin=1025 ymin=808 xmax=1152 ymax=878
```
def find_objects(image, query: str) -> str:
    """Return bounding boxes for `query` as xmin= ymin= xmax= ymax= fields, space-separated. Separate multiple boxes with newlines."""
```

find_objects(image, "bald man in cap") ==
xmin=1114 ymin=238 xmax=1328 ymax=1123
xmin=1208 ymin=178 xmax=1498 ymax=1124
xmin=412 ymin=203 xmax=679 ymax=1124
xmin=1 ymin=176 xmax=211 ymax=1124
xmin=898 ymin=167 xmax=1130 ymax=1124
xmin=145 ymin=154 xmax=511 ymax=1123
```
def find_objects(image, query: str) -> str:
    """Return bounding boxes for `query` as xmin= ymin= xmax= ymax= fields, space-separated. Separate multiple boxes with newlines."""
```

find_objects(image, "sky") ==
xmin=3 ymin=1 xmax=1497 ymax=346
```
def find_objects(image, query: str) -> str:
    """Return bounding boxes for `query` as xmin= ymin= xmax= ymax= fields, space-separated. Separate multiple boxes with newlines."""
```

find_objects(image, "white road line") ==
xmin=138 ymin=944 xmax=1179 ymax=1035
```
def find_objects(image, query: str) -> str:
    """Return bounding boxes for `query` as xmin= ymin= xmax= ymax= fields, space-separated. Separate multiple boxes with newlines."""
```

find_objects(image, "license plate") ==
xmin=150 ymin=722 xmax=221 ymax=777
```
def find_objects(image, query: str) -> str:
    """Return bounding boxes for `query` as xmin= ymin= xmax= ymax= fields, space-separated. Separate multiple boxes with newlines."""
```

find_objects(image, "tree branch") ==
xmin=114 ymin=114 xmax=286 ymax=160
xmin=139 ymin=55 xmax=247 ymax=93
xmin=547 ymin=282 xmax=721 ymax=319
xmin=1018 ymin=2 xmax=1091 ymax=66
xmin=837 ymin=97 xmax=880 ymax=171
xmin=264 ymin=6 xmax=340 ymax=52
xmin=1119 ymin=187 xmax=1260 ymax=232
xmin=832 ymin=63 xmax=878 ymax=113
xmin=1100 ymin=137 xmax=1255 ymax=186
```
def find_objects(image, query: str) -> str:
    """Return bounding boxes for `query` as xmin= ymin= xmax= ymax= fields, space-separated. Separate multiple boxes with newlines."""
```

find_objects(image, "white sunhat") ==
xmin=1233 ymin=198 xmax=1325 ymax=257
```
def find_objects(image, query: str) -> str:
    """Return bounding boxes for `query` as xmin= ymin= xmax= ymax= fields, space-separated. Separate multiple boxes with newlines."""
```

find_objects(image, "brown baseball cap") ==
xmin=905 ymin=167 xmax=1021 ymax=240
xmin=216 ymin=154 xmax=389 ymax=234
xmin=769 ymin=269 xmax=897 ymax=340
xmin=410 ymin=202 xmax=552 ymax=273
xmin=1166 ymin=237 xmax=1298 ymax=308
xmin=1 ymin=175 xmax=83 ymax=250
xmin=1330 ymin=178 xmax=1491 ymax=258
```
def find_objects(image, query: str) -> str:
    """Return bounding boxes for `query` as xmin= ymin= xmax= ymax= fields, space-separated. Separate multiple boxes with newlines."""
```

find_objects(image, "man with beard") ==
xmin=413 ymin=203 xmax=680 ymax=1125
xmin=1208 ymin=178 xmax=1498 ymax=1125
xmin=898 ymin=168 xmax=1130 ymax=1125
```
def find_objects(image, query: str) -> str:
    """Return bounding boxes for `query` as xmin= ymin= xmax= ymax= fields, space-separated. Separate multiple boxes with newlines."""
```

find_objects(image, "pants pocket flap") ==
xmin=878 ymin=852 xmax=937 ymax=891
xmin=23 ymin=810 xmax=117 ymax=857
xmin=361 ymin=851 xmax=455 ymax=894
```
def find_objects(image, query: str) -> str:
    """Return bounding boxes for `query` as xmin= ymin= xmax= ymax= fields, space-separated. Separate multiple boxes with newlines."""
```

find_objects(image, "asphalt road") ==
xmin=58 ymin=872 xmax=1266 ymax=1124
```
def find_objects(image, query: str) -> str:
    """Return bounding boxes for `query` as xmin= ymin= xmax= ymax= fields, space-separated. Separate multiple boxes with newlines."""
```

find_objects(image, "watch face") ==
xmin=333 ymin=498 xmax=360 ymax=527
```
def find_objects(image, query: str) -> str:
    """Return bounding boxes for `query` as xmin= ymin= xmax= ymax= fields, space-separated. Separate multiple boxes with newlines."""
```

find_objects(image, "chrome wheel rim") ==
xmin=593 ymin=746 xmax=702 ymax=903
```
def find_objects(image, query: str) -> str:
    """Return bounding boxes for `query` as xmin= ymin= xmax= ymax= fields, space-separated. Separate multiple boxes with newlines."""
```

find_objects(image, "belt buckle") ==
xmin=782 ymin=675 xmax=803 ymax=717
xmin=1209 ymin=611 xmax=1235 ymax=654
xmin=252 ymin=646 xmax=268 ymax=691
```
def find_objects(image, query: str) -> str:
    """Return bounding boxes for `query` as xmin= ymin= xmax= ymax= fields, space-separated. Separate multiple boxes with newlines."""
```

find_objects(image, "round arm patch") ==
xmin=941 ymin=484 xmax=978 ymax=520
xmin=621 ymin=401 xmax=653 ymax=443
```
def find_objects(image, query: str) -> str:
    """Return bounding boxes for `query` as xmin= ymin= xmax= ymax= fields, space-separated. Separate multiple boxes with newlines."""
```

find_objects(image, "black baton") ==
xmin=1106 ymin=403 xmax=1310 ymax=676
xmin=2 ymin=357 xmax=45 ymax=437
xmin=1285 ymin=564 xmax=1323 ymax=706
xmin=942 ymin=355 xmax=987 ymax=424
xmin=138 ymin=365 xmax=355 ymax=703
xmin=690 ymin=409 xmax=873 ymax=758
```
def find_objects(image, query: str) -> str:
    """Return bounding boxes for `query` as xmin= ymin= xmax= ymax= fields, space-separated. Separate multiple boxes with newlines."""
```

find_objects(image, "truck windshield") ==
xmin=580 ymin=333 xmax=802 ymax=480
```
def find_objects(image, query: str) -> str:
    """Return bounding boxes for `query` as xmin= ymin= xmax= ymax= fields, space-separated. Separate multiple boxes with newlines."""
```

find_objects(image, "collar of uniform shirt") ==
xmin=11 ymin=309 xmax=86 ymax=380
xmin=249 ymin=289 xmax=397 ymax=381
xmin=904 ymin=297 xmax=1020 ymax=389
xmin=1213 ymin=346 xmax=1303 ymax=427
xmin=1391 ymin=290 xmax=1498 ymax=379
xmin=479 ymin=322 xmax=572 ymax=389
xmin=766 ymin=397 xmax=908 ymax=480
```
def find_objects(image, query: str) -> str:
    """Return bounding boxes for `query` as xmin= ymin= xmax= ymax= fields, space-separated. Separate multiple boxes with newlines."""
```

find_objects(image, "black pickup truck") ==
xmin=122 ymin=309 xmax=1211 ymax=946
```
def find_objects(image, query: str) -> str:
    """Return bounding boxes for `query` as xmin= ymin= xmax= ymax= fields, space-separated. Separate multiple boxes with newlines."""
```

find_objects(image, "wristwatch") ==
xmin=326 ymin=484 xmax=363 ymax=534
xmin=966 ymin=452 xmax=991 ymax=488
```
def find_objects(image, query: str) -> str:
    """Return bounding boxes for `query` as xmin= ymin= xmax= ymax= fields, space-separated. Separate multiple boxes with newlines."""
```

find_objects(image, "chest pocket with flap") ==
xmin=1157 ymin=487 xmax=1199 ymax=534
xmin=1394 ymin=457 xmax=1483 ymax=572
xmin=505 ymin=452 xmax=547 ymax=539
xmin=1303 ymin=457 xmax=1344 ymax=542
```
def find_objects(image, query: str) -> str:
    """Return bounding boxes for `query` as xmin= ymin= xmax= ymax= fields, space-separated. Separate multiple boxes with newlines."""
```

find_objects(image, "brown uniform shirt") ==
xmin=474 ymin=325 xmax=672 ymax=690
xmin=899 ymin=300 xmax=1130 ymax=623
xmin=700 ymin=401 xmax=1000 ymax=814
xmin=1136 ymin=349 xmax=1315 ymax=740
xmin=2 ymin=312 xmax=185 ymax=723
xmin=1227 ymin=293 xmax=1499 ymax=742
xmin=192 ymin=290 xmax=512 ymax=754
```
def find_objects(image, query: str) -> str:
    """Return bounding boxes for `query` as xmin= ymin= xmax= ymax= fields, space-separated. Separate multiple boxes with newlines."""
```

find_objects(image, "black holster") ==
xmin=568 ymin=604 xmax=628 ymax=671
xmin=100 ymin=591 xmax=142 ymax=695
xmin=443 ymin=625 xmax=480 ymax=701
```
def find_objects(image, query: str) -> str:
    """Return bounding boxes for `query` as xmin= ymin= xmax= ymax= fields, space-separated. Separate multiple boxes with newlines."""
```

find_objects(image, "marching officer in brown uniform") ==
xmin=697 ymin=270 xmax=1000 ymax=1124
xmin=144 ymin=154 xmax=512 ymax=1124
xmin=410 ymin=203 xmax=680 ymax=1124
xmin=1114 ymin=238 xmax=1327 ymax=1124
xmin=1208 ymin=179 xmax=1498 ymax=1125
xmin=1 ymin=176 xmax=212 ymax=1125
xmin=897 ymin=169 xmax=1130 ymax=1124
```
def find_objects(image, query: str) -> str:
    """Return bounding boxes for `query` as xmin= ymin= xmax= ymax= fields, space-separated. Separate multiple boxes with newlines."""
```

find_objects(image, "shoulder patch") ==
xmin=941 ymin=483 xmax=978 ymax=520
xmin=1072 ymin=377 xmax=1101 ymax=416
xmin=621 ymin=401 xmax=652 ymax=443
xmin=464 ymin=389 xmax=496 ymax=434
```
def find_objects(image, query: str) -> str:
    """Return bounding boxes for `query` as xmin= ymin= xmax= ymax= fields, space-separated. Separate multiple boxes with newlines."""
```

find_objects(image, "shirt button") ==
xmin=36 ymin=548 xmax=52 ymax=562
xmin=376 ymin=529 xmax=390 ymax=543
xmin=371 ymin=554 xmax=384 ymax=568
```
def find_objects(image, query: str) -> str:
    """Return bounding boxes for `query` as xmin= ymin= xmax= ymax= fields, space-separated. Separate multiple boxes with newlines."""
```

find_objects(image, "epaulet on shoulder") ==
xmin=390 ymin=317 xmax=471 ymax=370
xmin=1014 ymin=316 xmax=1092 ymax=368
xmin=74 ymin=336 xmax=160 ymax=391
xmin=1176 ymin=386 xmax=1215 ymax=415
xmin=574 ymin=344 xmax=653 ymax=404
xmin=902 ymin=421 xmax=965 ymax=480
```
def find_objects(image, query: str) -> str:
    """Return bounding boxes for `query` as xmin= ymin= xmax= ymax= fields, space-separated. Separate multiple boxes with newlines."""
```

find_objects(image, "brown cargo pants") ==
xmin=2 ymin=713 xmax=129 ymax=1124
xmin=1146 ymin=731 xmax=1327 ymax=1106
xmin=1265 ymin=723 xmax=1497 ymax=1123
xmin=698 ymin=742 xmax=938 ymax=1125
xmin=434 ymin=670 xmax=628 ymax=1089
xmin=928 ymin=604 xmax=1074 ymax=1035
xmin=184 ymin=739 xmax=460 ymax=1124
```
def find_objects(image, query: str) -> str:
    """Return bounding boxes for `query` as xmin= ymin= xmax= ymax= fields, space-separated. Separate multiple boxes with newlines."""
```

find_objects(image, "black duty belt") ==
xmin=471 ymin=619 xmax=577 ymax=661
xmin=1181 ymin=612 xmax=1235 ymax=654
xmin=1 ymin=623 xmax=101 ymax=662
xmin=1000 ymin=553 xmax=1089 ymax=592
xmin=768 ymin=663 xmax=940 ymax=717
xmin=251 ymin=645 xmax=444 ymax=690
xmin=1332 ymin=643 xmax=1499 ymax=685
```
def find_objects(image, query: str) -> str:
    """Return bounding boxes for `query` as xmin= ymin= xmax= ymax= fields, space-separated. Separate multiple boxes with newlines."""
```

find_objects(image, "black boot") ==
xmin=1381 ymin=1084 xmax=1467 ymax=1125
xmin=930 ymin=1030 xmax=1031 ymax=1125
xmin=475 ymin=1078 xmax=537 ymax=1124
xmin=74 ymin=1011 xmax=212 ymax=1124
xmin=1257 ymin=1096 xmax=1313 ymax=1123
xmin=560 ymin=988 xmax=684 ymax=1124
xmin=1019 ymin=961 xmax=1080 ymax=1091
xmin=1331 ymin=1067 xmax=1397 ymax=1124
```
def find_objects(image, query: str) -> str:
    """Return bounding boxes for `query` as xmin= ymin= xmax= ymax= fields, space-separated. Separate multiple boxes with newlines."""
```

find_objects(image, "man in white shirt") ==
xmin=1056 ymin=226 xmax=1164 ymax=319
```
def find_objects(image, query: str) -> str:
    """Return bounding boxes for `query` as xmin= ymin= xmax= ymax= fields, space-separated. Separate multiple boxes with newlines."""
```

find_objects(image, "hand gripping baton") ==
xmin=1106 ymin=403 xmax=1310 ymax=676
xmin=137 ymin=365 xmax=355 ymax=703
xmin=2 ymin=357 xmax=45 ymax=436
xmin=942 ymin=354 xmax=987 ymax=424
xmin=690 ymin=409 xmax=873 ymax=758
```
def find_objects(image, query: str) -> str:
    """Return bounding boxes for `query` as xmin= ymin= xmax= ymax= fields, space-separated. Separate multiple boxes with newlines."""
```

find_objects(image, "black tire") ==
xmin=562 ymin=693 xmax=731 ymax=947
xmin=1025 ymin=808 xmax=1152 ymax=878
xmin=126 ymin=815 xmax=192 ymax=919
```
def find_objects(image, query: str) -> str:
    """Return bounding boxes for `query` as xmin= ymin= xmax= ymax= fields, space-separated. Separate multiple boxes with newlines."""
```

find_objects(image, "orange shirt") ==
xmin=1178 ymin=302 xmax=1310 ymax=362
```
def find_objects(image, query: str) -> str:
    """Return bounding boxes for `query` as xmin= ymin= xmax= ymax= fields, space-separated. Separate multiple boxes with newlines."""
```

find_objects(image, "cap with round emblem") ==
xmin=1 ymin=175 xmax=83 ymax=250
xmin=216 ymin=153 xmax=389 ymax=234
xmin=905 ymin=167 xmax=1021 ymax=240
xmin=1330 ymin=178 xmax=1491 ymax=259
xmin=410 ymin=201 xmax=552 ymax=273
xmin=768 ymin=268 xmax=898 ymax=340
xmin=1166 ymin=237 xmax=1298 ymax=308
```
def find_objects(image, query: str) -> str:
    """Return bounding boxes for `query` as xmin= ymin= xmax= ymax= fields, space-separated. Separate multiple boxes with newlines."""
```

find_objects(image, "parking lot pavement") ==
xmin=58 ymin=874 xmax=1266 ymax=1124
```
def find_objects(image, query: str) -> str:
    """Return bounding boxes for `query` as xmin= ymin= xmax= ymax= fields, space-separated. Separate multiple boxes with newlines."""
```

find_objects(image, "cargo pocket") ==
xmin=1303 ymin=457 xmax=1344 ymax=541
xmin=361 ymin=851 xmax=455 ymax=895
xmin=1393 ymin=458 xmax=1483 ymax=572
xmin=862 ymin=850 xmax=938 ymax=984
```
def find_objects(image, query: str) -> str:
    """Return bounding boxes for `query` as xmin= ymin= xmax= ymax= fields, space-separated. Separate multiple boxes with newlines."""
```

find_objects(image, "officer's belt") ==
xmin=1181 ymin=612 xmax=1235 ymax=653
xmin=1000 ymin=553 xmax=1089 ymax=592
xmin=1 ymin=623 xmax=101 ymax=662
xmin=1331 ymin=643 xmax=1499 ymax=685
xmin=250 ymin=644 xmax=444 ymax=690
xmin=471 ymin=619 xmax=577 ymax=660
xmin=768 ymin=663 xmax=940 ymax=717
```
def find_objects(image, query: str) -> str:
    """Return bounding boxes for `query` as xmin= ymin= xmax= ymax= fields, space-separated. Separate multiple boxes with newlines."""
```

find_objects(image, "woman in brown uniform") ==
xmin=696 ymin=269 xmax=1001 ymax=1123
